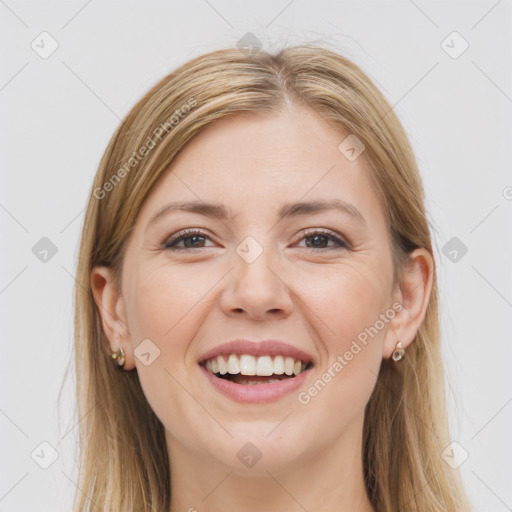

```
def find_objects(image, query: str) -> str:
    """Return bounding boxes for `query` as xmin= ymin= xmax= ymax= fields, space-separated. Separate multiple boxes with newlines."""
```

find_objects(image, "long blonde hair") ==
xmin=71 ymin=44 xmax=473 ymax=511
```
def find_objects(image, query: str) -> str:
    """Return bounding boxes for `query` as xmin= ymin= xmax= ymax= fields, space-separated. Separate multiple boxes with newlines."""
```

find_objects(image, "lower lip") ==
xmin=199 ymin=364 xmax=312 ymax=404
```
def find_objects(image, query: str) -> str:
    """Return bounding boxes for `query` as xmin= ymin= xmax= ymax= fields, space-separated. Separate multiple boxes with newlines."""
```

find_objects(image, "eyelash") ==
xmin=162 ymin=228 xmax=350 ymax=252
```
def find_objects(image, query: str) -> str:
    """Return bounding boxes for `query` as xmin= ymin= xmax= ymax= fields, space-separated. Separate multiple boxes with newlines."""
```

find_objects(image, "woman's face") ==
xmin=99 ymin=105 xmax=407 ymax=473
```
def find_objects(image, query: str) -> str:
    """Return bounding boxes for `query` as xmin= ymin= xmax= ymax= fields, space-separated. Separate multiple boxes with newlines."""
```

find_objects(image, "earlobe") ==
xmin=90 ymin=266 xmax=133 ymax=370
xmin=383 ymin=248 xmax=435 ymax=359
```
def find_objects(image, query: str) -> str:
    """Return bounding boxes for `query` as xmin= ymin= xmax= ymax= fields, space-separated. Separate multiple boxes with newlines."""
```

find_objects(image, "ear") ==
xmin=383 ymin=248 xmax=435 ymax=359
xmin=90 ymin=266 xmax=135 ymax=370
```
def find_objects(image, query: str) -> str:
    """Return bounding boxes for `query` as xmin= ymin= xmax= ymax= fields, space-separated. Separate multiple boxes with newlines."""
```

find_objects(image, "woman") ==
xmin=72 ymin=44 xmax=473 ymax=511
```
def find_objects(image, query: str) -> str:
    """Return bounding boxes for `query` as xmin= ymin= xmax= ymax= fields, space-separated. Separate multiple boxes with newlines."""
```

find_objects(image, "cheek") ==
xmin=123 ymin=265 xmax=213 ymax=439
xmin=311 ymin=262 xmax=392 ymax=351
xmin=298 ymin=263 xmax=390 ymax=414
xmin=126 ymin=263 xmax=208 ymax=347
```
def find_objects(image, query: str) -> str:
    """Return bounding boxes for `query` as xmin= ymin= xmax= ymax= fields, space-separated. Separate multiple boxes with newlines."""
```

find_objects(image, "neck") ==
xmin=166 ymin=414 xmax=375 ymax=512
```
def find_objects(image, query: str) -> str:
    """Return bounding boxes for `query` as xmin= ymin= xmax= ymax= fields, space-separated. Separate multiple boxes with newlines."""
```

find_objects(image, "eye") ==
xmin=163 ymin=229 xmax=214 ymax=251
xmin=294 ymin=228 xmax=349 ymax=251
xmin=163 ymin=227 xmax=349 ymax=252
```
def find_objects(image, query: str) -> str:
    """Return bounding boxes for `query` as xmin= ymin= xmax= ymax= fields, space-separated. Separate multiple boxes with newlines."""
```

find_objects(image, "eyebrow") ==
xmin=146 ymin=198 xmax=367 ymax=230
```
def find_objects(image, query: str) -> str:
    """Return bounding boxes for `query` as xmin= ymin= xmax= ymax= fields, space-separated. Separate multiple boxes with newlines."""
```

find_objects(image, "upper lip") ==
xmin=198 ymin=339 xmax=315 ymax=365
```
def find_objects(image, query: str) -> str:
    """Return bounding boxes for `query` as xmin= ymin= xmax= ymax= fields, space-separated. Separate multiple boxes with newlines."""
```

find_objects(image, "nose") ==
xmin=219 ymin=240 xmax=294 ymax=321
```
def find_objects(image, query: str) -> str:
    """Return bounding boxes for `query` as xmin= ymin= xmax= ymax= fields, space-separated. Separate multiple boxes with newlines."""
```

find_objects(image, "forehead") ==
xmin=136 ymin=106 xmax=384 ymax=229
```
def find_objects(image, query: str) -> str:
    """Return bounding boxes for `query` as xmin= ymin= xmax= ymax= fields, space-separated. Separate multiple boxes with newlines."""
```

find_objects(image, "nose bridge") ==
xmin=221 ymin=233 xmax=293 ymax=317
xmin=234 ymin=233 xmax=284 ymax=287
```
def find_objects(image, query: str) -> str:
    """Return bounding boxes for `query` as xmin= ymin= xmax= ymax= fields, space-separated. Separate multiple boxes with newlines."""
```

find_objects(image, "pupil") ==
xmin=306 ymin=235 xmax=327 ymax=248
xmin=185 ymin=236 xmax=203 ymax=248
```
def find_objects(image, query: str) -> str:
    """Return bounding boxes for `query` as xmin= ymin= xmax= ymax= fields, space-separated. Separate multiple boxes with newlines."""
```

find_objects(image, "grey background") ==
xmin=0 ymin=0 xmax=511 ymax=510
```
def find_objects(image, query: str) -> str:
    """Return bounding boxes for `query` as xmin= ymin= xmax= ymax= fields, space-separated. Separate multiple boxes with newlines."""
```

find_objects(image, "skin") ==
xmin=91 ymin=103 xmax=434 ymax=512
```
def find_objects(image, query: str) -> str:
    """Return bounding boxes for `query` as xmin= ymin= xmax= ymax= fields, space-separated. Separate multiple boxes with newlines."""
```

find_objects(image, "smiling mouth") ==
xmin=200 ymin=354 xmax=313 ymax=385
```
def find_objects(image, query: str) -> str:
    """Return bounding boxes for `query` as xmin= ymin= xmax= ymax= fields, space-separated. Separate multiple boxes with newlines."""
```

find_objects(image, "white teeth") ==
xmin=273 ymin=355 xmax=284 ymax=374
xmin=240 ymin=354 xmax=256 ymax=375
xmin=227 ymin=354 xmax=239 ymax=374
xmin=256 ymin=355 xmax=274 ymax=376
xmin=204 ymin=354 xmax=309 ymax=377
xmin=284 ymin=357 xmax=295 ymax=376
xmin=217 ymin=355 xmax=227 ymax=375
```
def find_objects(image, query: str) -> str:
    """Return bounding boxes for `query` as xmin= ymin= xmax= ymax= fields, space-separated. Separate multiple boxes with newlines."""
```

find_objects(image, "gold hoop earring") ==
xmin=111 ymin=347 xmax=126 ymax=368
xmin=391 ymin=340 xmax=405 ymax=362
